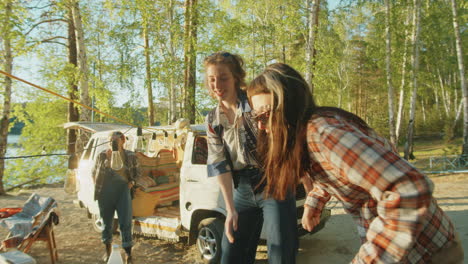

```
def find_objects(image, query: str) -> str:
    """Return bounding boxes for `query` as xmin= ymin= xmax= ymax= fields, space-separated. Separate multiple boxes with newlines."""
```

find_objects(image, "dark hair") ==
xmin=203 ymin=51 xmax=246 ymax=97
xmin=247 ymin=63 xmax=316 ymax=200
xmin=247 ymin=63 xmax=371 ymax=200
xmin=109 ymin=131 xmax=125 ymax=142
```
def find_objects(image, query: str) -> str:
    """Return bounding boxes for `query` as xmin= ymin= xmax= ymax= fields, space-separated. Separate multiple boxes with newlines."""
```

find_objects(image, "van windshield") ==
xmin=94 ymin=138 xmax=109 ymax=159
xmin=81 ymin=139 xmax=95 ymax=160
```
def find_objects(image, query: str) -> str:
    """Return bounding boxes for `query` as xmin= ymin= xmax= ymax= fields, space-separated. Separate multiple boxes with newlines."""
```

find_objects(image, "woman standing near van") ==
xmin=92 ymin=131 xmax=140 ymax=264
xmin=205 ymin=52 xmax=298 ymax=264
xmin=246 ymin=63 xmax=464 ymax=264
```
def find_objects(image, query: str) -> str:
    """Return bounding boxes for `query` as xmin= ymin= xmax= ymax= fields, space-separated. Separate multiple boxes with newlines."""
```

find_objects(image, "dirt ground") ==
xmin=0 ymin=173 xmax=467 ymax=264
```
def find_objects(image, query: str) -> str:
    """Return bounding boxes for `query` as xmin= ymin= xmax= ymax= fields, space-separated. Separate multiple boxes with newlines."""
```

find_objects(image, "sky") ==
xmin=329 ymin=0 xmax=340 ymax=10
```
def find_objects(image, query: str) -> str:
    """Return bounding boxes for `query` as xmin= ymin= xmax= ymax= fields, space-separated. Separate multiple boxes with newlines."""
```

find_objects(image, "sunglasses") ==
xmin=251 ymin=105 xmax=272 ymax=128
xmin=209 ymin=52 xmax=232 ymax=58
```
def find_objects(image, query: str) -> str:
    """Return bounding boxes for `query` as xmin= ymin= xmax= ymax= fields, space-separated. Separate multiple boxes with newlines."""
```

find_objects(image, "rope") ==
xmin=0 ymin=70 xmax=136 ymax=127
xmin=1 ymin=120 xmax=135 ymax=161
xmin=0 ymin=71 xmax=176 ymax=135
xmin=1 ymin=154 xmax=68 ymax=160
xmin=0 ymin=71 xmax=174 ymax=160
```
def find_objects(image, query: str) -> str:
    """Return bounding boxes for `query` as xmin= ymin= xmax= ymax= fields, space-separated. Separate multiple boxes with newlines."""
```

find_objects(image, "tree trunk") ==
xmin=421 ymin=99 xmax=426 ymax=124
xmin=251 ymin=16 xmax=256 ymax=78
xmin=404 ymin=0 xmax=421 ymax=160
xmin=305 ymin=0 xmax=320 ymax=92
xmin=67 ymin=6 xmax=80 ymax=159
xmin=450 ymin=0 xmax=468 ymax=154
xmin=438 ymin=68 xmax=451 ymax=116
xmin=0 ymin=0 xmax=13 ymax=195
xmin=168 ymin=0 xmax=176 ymax=124
xmin=452 ymin=98 xmax=463 ymax=131
xmin=183 ymin=0 xmax=198 ymax=123
xmin=71 ymin=0 xmax=91 ymax=121
xmin=396 ymin=6 xmax=411 ymax=143
xmin=385 ymin=0 xmax=396 ymax=145
xmin=143 ymin=23 xmax=155 ymax=126
xmin=431 ymin=69 xmax=442 ymax=120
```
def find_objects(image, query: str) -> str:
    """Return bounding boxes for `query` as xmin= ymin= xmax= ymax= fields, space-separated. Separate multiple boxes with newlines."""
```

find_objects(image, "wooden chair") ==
xmin=0 ymin=193 xmax=59 ymax=264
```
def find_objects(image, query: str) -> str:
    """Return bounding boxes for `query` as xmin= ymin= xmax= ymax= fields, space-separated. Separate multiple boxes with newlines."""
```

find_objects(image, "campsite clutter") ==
xmin=0 ymin=193 xmax=59 ymax=264
xmin=65 ymin=120 xmax=330 ymax=263
xmin=107 ymin=244 xmax=124 ymax=264
xmin=0 ymin=68 xmax=330 ymax=262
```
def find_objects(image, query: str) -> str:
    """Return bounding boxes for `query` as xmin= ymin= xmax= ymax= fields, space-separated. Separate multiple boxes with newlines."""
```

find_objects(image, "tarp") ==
xmin=133 ymin=209 xmax=180 ymax=242
xmin=0 ymin=193 xmax=57 ymax=239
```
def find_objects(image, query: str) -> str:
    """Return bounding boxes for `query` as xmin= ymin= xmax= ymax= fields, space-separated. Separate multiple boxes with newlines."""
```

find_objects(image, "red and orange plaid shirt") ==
xmin=305 ymin=110 xmax=455 ymax=264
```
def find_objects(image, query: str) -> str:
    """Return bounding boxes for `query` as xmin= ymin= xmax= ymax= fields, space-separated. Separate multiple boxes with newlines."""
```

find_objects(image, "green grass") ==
xmin=403 ymin=137 xmax=463 ymax=159
xmin=398 ymin=136 xmax=465 ymax=171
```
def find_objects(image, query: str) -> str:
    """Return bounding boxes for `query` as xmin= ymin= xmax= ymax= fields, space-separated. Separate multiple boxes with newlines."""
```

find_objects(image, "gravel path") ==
xmin=0 ymin=173 xmax=466 ymax=263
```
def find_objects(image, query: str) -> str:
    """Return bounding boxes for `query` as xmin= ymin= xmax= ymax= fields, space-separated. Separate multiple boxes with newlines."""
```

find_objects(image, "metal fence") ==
xmin=411 ymin=154 xmax=468 ymax=174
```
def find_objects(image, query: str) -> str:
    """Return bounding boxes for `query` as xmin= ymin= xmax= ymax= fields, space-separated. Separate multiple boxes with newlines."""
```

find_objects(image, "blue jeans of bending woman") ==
xmin=221 ymin=175 xmax=298 ymax=264
xmin=97 ymin=168 xmax=133 ymax=248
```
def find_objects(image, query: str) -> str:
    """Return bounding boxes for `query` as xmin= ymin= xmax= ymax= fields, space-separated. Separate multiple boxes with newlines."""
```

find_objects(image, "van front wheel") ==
xmin=197 ymin=217 xmax=223 ymax=264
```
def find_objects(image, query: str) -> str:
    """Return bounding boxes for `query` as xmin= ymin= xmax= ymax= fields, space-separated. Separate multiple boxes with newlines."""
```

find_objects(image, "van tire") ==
xmin=197 ymin=217 xmax=223 ymax=264
xmin=92 ymin=214 xmax=119 ymax=234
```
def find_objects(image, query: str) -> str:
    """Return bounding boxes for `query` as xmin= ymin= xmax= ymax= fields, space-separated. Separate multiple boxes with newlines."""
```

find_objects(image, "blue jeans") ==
xmin=97 ymin=168 xmax=133 ymax=248
xmin=221 ymin=176 xmax=298 ymax=264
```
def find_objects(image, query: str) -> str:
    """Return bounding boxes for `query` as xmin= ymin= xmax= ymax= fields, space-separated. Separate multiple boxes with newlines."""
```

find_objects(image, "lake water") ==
xmin=7 ymin=134 xmax=20 ymax=144
xmin=4 ymin=134 xmax=65 ymax=188
xmin=6 ymin=134 xmax=20 ymax=156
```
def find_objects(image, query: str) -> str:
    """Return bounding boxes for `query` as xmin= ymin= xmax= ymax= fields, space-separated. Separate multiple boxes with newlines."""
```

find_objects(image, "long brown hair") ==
xmin=247 ymin=63 xmax=372 ymax=200
xmin=247 ymin=63 xmax=316 ymax=200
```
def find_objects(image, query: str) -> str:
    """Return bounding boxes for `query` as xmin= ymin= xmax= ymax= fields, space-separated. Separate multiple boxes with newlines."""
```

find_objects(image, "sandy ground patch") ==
xmin=0 ymin=173 xmax=466 ymax=263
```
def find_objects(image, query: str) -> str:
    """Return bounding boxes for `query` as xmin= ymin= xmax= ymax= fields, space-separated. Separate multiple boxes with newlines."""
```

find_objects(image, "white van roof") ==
xmin=63 ymin=122 xmax=132 ymax=133
xmin=63 ymin=122 xmax=206 ymax=135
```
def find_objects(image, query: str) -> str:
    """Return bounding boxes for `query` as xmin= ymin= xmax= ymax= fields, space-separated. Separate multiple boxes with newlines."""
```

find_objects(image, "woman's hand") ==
xmin=224 ymin=210 xmax=238 ymax=243
xmin=128 ymin=180 xmax=135 ymax=189
xmin=302 ymin=206 xmax=320 ymax=232
xmin=106 ymin=149 xmax=112 ymax=159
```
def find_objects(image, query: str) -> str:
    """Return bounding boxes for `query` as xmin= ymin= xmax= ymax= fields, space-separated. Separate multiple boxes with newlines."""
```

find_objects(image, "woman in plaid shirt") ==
xmin=246 ymin=63 xmax=464 ymax=263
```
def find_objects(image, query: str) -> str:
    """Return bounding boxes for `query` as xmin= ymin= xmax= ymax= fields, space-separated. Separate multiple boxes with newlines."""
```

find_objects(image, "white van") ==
xmin=64 ymin=121 xmax=331 ymax=263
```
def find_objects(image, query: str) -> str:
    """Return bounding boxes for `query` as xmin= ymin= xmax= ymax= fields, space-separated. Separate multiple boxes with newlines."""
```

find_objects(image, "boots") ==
xmin=124 ymin=246 xmax=132 ymax=264
xmin=102 ymin=243 xmax=111 ymax=263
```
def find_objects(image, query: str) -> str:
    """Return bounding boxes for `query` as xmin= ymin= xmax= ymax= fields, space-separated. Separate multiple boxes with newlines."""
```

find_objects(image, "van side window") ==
xmin=93 ymin=138 xmax=109 ymax=160
xmin=82 ymin=139 xmax=95 ymax=160
xmin=192 ymin=136 xmax=208 ymax=165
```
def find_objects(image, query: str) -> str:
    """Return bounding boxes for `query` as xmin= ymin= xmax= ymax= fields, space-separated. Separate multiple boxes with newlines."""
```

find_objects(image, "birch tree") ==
xmin=385 ymin=0 xmax=396 ymax=145
xmin=71 ymin=0 xmax=91 ymax=121
xmin=395 ymin=7 xmax=411 ymax=142
xmin=143 ymin=25 xmax=154 ymax=126
xmin=305 ymin=0 xmax=320 ymax=92
xmin=167 ymin=0 xmax=178 ymax=124
xmin=0 ymin=0 xmax=13 ymax=195
xmin=67 ymin=4 xmax=80 ymax=157
xmin=137 ymin=1 xmax=155 ymax=126
xmin=404 ymin=0 xmax=421 ymax=160
xmin=20 ymin=1 xmax=80 ymax=158
xmin=449 ymin=0 xmax=468 ymax=154
xmin=184 ymin=0 xmax=198 ymax=123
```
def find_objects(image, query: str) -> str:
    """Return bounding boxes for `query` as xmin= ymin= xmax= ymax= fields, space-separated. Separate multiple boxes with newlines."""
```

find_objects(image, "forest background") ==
xmin=0 ymin=0 xmax=466 ymax=193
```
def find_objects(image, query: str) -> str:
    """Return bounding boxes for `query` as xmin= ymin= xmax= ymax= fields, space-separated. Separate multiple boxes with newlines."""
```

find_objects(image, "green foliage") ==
xmin=6 ymin=99 xmax=68 ymax=187
xmin=2 ymin=0 xmax=467 ymax=187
